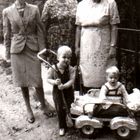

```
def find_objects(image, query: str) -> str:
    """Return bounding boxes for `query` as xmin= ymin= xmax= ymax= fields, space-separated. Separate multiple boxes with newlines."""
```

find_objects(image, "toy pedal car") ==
xmin=71 ymin=90 xmax=138 ymax=139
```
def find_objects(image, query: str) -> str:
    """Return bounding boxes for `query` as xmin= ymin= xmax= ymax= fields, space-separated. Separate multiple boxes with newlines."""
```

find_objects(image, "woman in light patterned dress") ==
xmin=41 ymin=0 xmax=77 ymax=66
xmin=75 ymin=0 xmax=120 ymax=92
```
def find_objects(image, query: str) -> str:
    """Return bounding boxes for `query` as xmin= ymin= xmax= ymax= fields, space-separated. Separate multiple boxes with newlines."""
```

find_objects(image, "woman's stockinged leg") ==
xmin=21 ymin=87 xmax=35 ymax=123
xmin=35 ymin=87 xmax=45 ymax=108
xmin=35 ymin=87 xmax=53 ymax=117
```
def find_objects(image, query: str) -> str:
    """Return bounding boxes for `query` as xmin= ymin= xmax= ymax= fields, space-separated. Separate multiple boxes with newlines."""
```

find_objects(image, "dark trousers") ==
xmin=53 ymin=86 xmax=74 ymax=129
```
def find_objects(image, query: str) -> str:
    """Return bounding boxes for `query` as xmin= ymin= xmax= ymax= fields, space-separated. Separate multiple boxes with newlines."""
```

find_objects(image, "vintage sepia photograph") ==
xmin=0 ymin=0 xmax=140 ymax=139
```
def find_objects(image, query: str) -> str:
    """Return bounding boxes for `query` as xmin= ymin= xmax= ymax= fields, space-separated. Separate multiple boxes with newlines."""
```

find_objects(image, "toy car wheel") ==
xmin=115 ymin=126 xmax=134 ymax=140
xmin=80 ymin=125 xmax=96 ymax=138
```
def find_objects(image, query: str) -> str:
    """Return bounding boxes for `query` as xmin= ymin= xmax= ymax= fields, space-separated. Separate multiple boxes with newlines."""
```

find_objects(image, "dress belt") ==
xmin=82 ymin=24 xmax=109 ymax=29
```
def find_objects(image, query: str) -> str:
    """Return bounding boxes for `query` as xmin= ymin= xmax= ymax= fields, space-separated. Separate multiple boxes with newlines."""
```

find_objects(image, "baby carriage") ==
xmin=37 ymin=49 xmax=138 ymax=140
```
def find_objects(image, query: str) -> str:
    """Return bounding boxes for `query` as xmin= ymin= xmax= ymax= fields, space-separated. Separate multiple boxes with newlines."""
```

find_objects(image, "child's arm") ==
xmin=48 ymin=78 xmax=61 ymax=86
xmin=47 ymin=67 xmax=61 ymax=86
xmin=99 ymin=85 xmax=108 ymax=101
xmin=64 ymin=66 xmax=76 ymax=88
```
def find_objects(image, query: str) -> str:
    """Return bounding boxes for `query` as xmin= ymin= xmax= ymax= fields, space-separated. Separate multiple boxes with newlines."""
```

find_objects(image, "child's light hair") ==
xmin=57 ymin=45 xmax=72 ymax=57
xmin=106 ymin=66 xmax=120 ymax=76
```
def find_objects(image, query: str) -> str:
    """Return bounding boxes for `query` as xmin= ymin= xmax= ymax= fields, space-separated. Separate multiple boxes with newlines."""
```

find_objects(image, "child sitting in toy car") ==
xmin=71 ymin=66 xmax=136 ymax=117
xmin=91 ymin=66 xmax=130 ymax=117
xmin=99 ymin=66 xmax=129 ymax=104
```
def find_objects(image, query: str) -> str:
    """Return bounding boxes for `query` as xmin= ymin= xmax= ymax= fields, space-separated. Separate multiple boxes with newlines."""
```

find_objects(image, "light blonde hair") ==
xmin=57 ymin=45 xmax=72 ymax=58
xmin=106 ymin=66 xmax=120 ymax=77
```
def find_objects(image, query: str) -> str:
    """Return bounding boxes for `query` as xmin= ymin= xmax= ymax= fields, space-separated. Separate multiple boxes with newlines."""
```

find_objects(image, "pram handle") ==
xmin=37 ymin=48 xmax=57 ymax=72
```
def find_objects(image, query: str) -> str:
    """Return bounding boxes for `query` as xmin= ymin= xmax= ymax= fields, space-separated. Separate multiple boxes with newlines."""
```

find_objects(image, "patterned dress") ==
xmin=41 ymin=0 xmax=77 ymax=65
xmin=76 ymin=0 xmax=120 ymax=87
